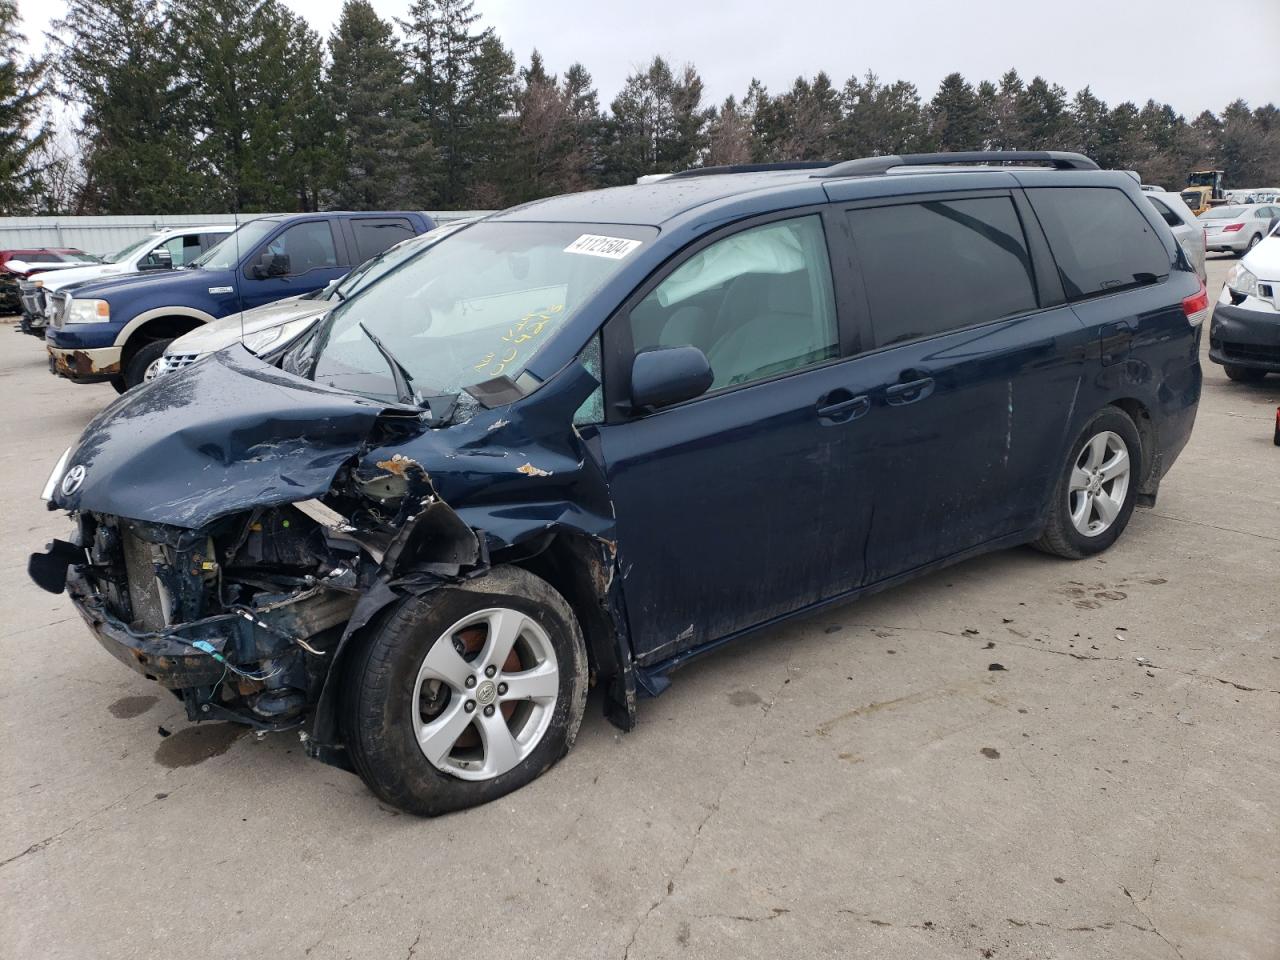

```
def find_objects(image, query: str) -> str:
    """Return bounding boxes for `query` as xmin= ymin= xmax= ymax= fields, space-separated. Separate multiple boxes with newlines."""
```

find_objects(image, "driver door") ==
xmin=241 ymin=219 xmax=346 ymax=310
xmin=599 ymin=211 xmax=874 ymax=664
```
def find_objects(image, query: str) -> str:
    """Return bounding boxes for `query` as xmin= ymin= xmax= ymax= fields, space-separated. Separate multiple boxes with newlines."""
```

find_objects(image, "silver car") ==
xmin=1145 ymin=191 xmax=1206 ymax=282
xmin=1200 ymin=203 xmax=1280 ymax=256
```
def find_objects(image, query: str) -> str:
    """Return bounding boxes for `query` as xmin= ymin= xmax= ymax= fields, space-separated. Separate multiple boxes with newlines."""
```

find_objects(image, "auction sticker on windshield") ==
xmin=564 ymin=234 xmax=643 ymax=259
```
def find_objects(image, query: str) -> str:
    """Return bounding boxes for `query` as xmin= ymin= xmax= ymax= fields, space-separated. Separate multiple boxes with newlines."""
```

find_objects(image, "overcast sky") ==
xmin=15 ymin=0 xmax=1280 ymax=117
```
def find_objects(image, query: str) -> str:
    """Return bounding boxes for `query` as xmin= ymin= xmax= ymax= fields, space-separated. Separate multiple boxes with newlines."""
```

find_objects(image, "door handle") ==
xmin=885 ymin=376 xmax=935 ymax=405
xmin=817 ymin=392 xmax=870 ymax=424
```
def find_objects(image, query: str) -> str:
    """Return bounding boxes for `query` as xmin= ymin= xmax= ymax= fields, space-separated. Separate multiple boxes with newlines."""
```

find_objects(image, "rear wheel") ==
xmin=1035 ymin=408 xmax=1141 ymax=559
xmin=122 ymin=339 xmax=171 ymax=390
xmin=1223 ymin=364 xmax=1266 ymax=383
xmin=1245 ymin=233 xmax=1262 ymax=254
xmin=342 ymin=566 xmax=588 ymax=816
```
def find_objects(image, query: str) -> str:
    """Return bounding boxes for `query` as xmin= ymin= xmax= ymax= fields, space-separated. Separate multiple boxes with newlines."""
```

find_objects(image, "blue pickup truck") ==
xmin=45 ymin=211 xmax=435 ymax=390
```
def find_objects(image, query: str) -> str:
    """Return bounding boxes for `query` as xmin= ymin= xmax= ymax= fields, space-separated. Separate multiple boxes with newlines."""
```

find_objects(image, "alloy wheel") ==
xmin=412 ymin=607 xmax=559 ymax=781
xmin=1068 ymin=431 xmax=1131 ymax=537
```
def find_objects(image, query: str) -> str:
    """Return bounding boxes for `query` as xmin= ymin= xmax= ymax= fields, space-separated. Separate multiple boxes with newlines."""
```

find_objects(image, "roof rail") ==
xmin=817 ymin=151 xmax=1099 ymax=179
xmin=667 ymin=161 xmax=836 ymax=180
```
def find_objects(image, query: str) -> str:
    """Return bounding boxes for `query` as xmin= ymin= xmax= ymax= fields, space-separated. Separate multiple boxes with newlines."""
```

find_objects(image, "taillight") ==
xmin=1182 ymin=280 xmax=1209 ymax=327
xmin=1223 ymin=223 xmax=1244 ymax=233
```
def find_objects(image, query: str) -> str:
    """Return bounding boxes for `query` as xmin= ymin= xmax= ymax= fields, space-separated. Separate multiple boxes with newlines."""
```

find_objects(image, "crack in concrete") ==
xmin=0 ymin=785 xmax=146 ymax=868
xmin=1121 ymin=884 xmax=1186 ymax=960
xmin=622 ymin=650 xmax=793 ymax=959
xmin=1148 ymin=511 xmax=1280 ymax=543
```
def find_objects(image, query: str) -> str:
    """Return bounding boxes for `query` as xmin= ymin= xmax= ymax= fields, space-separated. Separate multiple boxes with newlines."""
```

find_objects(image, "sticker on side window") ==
xmin=563 ymin=234 xmax=643 ymax=259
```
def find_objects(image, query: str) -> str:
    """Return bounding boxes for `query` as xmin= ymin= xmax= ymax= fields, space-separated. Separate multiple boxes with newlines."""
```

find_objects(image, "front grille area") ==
xmin=48 ymin=292 xmax=68 ymax=328
xmin=158 ymin=353 xmax=201 ymax=375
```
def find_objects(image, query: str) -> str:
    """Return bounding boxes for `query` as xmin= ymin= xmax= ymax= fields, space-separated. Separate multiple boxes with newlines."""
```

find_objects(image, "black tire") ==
xmin=1034 ymin=408 xmax=1142 ymax=560
xmin=1223 ymin=364 xmax=1266 ymax=383
xmin=1244 ymin=234 xmax=1262 ymax=254
xmin=342 ymin=566 xmax=588 ymax=816
xmin=109 ymin=375 xmax=127 ymax=394
xmin=122 ymin=339 xmax=171 ymax=389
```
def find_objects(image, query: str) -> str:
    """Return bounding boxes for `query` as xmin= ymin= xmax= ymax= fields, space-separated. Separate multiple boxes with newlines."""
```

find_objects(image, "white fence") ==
xmin=0 ymin=211 xmax=491 ymax=257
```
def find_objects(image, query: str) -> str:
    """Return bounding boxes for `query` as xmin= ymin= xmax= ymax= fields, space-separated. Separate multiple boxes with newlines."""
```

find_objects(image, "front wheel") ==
xmin=342 ymin=566 xmax=588 ymax=816
xmin=122 ymin=339 xmax=171 ymax=389
xmin=1034 ymin=408 xmax=1141 ymax=559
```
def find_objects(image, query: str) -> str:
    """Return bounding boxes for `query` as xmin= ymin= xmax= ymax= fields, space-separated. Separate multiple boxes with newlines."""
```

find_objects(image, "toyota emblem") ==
xmin=60 ymin=465 xmax=86 ymax=496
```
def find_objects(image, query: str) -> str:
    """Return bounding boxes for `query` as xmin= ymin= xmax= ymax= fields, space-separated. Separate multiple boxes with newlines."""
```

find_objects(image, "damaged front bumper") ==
xmin=47 ymin=345 xmax=122 ymax=383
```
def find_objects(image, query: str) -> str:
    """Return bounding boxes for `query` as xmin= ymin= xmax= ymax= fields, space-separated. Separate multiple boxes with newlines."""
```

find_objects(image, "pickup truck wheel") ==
xmin=123 ymin=340 xmax=171 ymax=389
xmin=1223 ymin=364 xmax=1266 ymax=382
xmin=1034 ymin=408 xmax=1141 ymax=559
xmin=342 ymin=566 xmax=588 ymax=816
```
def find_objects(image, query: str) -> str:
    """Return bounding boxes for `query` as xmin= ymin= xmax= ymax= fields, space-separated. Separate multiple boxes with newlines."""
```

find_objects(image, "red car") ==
xmin=0 ymin=248 xmax=99 ymax=313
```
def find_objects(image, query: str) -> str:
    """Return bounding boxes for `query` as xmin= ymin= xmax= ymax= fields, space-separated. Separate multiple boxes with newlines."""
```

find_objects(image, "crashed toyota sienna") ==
xmin=31 ymin=152 xmax=1204 ymax=815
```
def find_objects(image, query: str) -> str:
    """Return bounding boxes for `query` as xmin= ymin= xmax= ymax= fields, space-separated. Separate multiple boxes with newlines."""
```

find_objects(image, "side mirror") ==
xmin=140 ymin=248 xmax=173 ymax=270
xmin=630 ymin=345 xmax=713 ymax=411
xmin=251 ymin=252 xmax=290 ymax=279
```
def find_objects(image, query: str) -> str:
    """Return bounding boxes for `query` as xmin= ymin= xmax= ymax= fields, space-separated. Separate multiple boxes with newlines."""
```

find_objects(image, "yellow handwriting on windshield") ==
xmin=474 ymin=304 xmax=565 ymax=377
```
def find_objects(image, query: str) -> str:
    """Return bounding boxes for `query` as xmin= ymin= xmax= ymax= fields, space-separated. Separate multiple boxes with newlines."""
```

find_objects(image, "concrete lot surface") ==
xmin=1 ymin=256 xmax=1276 ymax=960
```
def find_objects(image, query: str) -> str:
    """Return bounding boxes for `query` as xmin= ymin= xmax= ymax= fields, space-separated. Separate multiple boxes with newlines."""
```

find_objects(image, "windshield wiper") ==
xmin=358 ymin=323 xmax=419 ymax=406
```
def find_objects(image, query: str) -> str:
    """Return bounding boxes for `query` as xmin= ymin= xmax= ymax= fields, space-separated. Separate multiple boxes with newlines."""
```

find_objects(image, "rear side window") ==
xmin=351 ymin=217 xmax=415 ymax=261
xmin=1147 ymin=197 xmax=1182 ymax=228
xmin=1027 ymin=188 xmax=1170 ymax=300
xmin=847 ymin=196 xmax=1038 ymax=347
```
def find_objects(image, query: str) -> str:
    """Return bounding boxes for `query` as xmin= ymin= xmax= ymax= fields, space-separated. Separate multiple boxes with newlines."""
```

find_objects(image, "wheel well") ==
xmin=509 ymin=532 xmax=624 ymax=689
xmin=122 ymin=316 xmax=203 ymax=364
xmin=1109 ymin=398 xmax=1160 ymax=499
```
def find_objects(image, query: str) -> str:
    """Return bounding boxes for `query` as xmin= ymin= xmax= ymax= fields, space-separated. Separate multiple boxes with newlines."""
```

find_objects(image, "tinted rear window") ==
xmin=1026 ymin=188 xmax=1169 ymax=300
xmin=1146 ymin=197 xmax=1182 ymax=228
xmin=351 ymin=217 xmax=415 ymax=261
xmin=847 ymin=196 xmax=1038 ymax=346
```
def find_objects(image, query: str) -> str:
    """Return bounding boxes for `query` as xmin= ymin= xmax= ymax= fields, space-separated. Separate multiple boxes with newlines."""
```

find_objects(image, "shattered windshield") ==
xmin=310 ymin=221 xmax=655 ymax=403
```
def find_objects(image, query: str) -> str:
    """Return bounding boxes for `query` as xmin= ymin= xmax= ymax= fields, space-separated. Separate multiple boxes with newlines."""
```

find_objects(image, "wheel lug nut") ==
xmin=483 ymin=704 xmax=495 ymax=717
xmin=464 ymin=700 xmax=476 ymax=713
xmin=484 ymin=665 xmax=497 ymax=678
xmin=497 ymin=682 xmax=508 ymax=695
xmin=465 ymin=675 xmax=477 ymax=688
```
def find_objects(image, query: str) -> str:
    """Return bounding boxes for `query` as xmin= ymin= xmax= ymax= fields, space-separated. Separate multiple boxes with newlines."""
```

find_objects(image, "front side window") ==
xmin=848 ymin=196 xmax=1038 ymax=346
xmin=311 ymin=221 xmax=655 ymax=402
xmin=628 ymin=215 xmax=838 ymax=392
xmin=1027 ymin=187 xmax=1170 ymax=300
xmin=158 ymin=234 xmax=204 ymax=267
xmin=256 ymin=221 xmax=338 ymax=277
xmin=193 ymin=219 xmax=279 ymax=270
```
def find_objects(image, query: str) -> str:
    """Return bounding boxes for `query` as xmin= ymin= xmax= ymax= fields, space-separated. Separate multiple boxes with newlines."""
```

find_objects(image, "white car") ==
xmin=1144 ymin=191 xmax=1206 ymax=282
xmin=1199 ymin=204 xmax=1280 ymax=256
xmin=1209 ymin=221 xmax=1280 ymax=381
xmin=18 ymin=226 xmax=234 ymax=333
xmin=156 ymin=220 xmax=473 ymax=376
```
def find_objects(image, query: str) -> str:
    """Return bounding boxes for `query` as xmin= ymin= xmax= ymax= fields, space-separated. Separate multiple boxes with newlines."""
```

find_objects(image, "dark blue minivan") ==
xmin=33 ymin=152 xmax=1203 ymax=814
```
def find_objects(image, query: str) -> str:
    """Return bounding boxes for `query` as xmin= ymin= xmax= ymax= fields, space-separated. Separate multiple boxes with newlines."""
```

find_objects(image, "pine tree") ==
xmin=929 ymin=72 xmax=980 ymax=152
xmin=1016 ymin=76 xmax=1069 ymax=149
xmin=51 ymin=0 xmax=192 ymax=213
xmin=1068 ymin=87 xmax=1108 ymax=161
xmin=462 ymin=30 xmax=516 ymax=206
xmin=1096 ymin=101 xmax=1143 ymax=172
xmin=327 ymin=0 xmax=425 ymax=209
xmin=172 ymin=0 xmax=330 ymax=212
xmin=705 ymin=95 xmax=752 ymax=166
xmin=840 ymin=72 xmax=924 ymax=156
xmin=973 ymin=80 xmax=999 ymax=149
xmin=992 ymin=69 xmax=1024 ymax=149
xmin=402 ymin=0 xmax=484 ymax=205
xmin=562 ymin=62 xmax=605 ymax=186
xmin=773 ymin=73 xmax=841 ymax=159
xmin=606 ymin=56 xmax=706 ymax=183
xmin=0 ymin=0 xmax=50 ymax=214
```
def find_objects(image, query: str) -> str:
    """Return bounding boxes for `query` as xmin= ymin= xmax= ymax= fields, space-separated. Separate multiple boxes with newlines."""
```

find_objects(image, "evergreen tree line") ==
xmin=2 ymin=0 xmax=1278 ymax=216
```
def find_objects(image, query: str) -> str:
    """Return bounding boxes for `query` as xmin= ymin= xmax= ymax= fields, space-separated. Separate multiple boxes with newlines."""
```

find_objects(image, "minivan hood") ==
xmin=169 ymin=296 xmax=328 ymax=355
xmin=52 ymin=347 xmax=396 ymax=528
